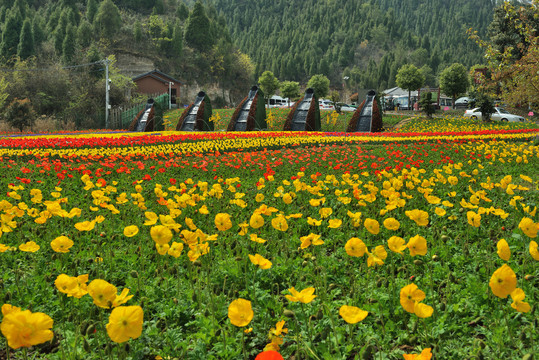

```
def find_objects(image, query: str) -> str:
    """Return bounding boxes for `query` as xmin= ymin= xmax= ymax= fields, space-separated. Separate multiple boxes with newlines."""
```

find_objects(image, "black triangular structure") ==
xmin=283 ymin=88 xmax=321 ymax=131
xmin=128 ymin=99 xmax=155 ymax=132
xmin=346 ymin=90 xmax=383 ymax=133
xmin=227 ymin=86 xmax=267 ymax=131
xmin=176 ymin=91 xmax=214 ymax=131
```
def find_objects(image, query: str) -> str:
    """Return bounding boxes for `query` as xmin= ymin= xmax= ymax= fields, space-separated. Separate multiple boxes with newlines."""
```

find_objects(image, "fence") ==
xmin=109 ymin=93 xmax=169 ymax=130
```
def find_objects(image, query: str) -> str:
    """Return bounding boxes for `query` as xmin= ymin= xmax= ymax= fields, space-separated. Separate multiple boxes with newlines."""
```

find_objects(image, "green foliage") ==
xmin=86 ymin=0 xmax=98 ymax=23
xmin=396 ymin=64 xmax=424 ymax=107
xmin=31 ymin=16 xmax=45 ymax=48
xmin=77 ymin=19 xmax=93 ymax=48
xmin=439 ymin=63 xmax=470 ymax=106
xmin=0 ymin=75 xmax=9 ymax=109
xmin=176 ymin=1 xmax=189 ymax=21
xmin=17 ymin=18 xmax=33 ymax=60
xmin=134 ymin=20 xmax=143 ymax=43
xmin=307 ymin=74 xmax=330 ymax=99
xmin=279 ymin=81 xmax=300 ymax=105
xmin=419 ymin=92 xmax=435 ymax=118
xmin=474 ymin=92 xmax=496 ymax=122
xmin=4 ymin=98 xmax=35 ymax=132
xmin=258 ymin=70 xmax=280 ymax=102
xmin=62 ymin=24 xmax=76 ymax=64
xmin=0 ymin=8 xmax=23 ymax=61
xmin=94 ymin=0 xmax=122 ymax=39
xmin=184 ymin=1 xmax=213 ymax=53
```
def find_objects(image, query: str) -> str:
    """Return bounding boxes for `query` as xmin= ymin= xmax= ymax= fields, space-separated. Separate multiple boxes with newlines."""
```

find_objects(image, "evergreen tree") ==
xmin=184 ymin=1 xmax=213 ymax=53
xmin=170 ymin=21 xmax=183 ymax=57
xmin=86 ymin=0 xmax=98 ymax=23
xmin=86 ymin=43 xmax=103 ymax=78
xmin=32 ymin=16 xmax=45 ymax=49
xmin=17 ymin=18 xmax=33 ymax=59
xmin=94 ymin=0 xmax=122 ymax=39
xmin=12 ymin=0 xmax=26 ymax=19
xmin=176 ymin=2 xmax=189 ymax=21
xmin=133 ymin=20 xmax=142 ymax=42
xmin=62 ymin=24 xmax=76 ymax=63
xmin=0 ymin=8 xmax=23 ymax=61
xmin=77 ymin=19 xmax=93 ymax=48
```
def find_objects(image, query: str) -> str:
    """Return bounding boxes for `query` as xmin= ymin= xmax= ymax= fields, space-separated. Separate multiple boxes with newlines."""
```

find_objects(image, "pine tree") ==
xmin=170 ymin=22 xmax=183 ymax=57
xmin=176 ymin=2 xmax=189 ymax=21
xmin=17 ymin=18 xmax=34 ymax=59
xmin=86 ymin=0 xmax=98 ymax=23
xmin=32 ymin=16 xmax=45 ymax=49
xmin=94 ymin=0 xmax=122 ymax=39
xmin=63 ymin=24 xmax=76 ymax=64
xmin=77 ymin=19 xmax=93 ymax=48
xmin=0 ymin=8 xmax=23 ymax=61
xmin=184 ymin=1 xmax=213 ymax=53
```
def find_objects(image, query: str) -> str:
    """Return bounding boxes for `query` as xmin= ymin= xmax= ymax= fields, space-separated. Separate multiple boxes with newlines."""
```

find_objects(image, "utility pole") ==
xmin=169 ymin=82 xmax=174 ymax=110
xmin=104 ymin=59 xmax=110 ymax=129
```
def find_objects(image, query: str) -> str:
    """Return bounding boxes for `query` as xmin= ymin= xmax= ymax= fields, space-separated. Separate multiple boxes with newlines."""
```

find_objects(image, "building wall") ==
xmin=134 ymin=76 xmax=181 ymax=102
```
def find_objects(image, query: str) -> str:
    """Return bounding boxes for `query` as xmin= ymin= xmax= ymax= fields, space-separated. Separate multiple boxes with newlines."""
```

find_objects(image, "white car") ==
xmin=463 ymin=108 xmax=525 ymax=122
xmin=336 ymin=103 xmax=357 ymax=112
xmin=319 ymin=99 xmax=335 ymax=110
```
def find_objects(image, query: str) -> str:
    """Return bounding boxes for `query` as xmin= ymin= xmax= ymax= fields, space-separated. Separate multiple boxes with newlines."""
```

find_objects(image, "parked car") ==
xmin=319 ymin=99 xmax=335 ymax=110
xmin=463 ymin=107 xmax=525 ymax=122
xmin=455 ymin=97 xmax=472 ymax=108
xmin=336 ymin=103 xmax=356 ymax=112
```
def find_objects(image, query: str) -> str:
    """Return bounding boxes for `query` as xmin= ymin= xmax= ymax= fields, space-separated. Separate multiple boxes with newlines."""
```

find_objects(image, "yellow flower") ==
xmin=510 ymin=288 xmax=531 ymax=313
xmin=466 ymin=211 xmax=481 ymax=227
xmin=150 ymin=225 xmax=173 ymax=245
xmin=271 ymin=215 xmax=288 ymax=231
xmin=228 ymin=299 xmax=254 ymax=327
xmin=366 ymin=245 xmax=387 ymax=267
xmin=345 ymin=238 xmax=366 ymax=257
xmin=403 ymin=348 xmax=432 ymax=360
xmin=249 ymin=234 xmax=267 ymax=243
xmin=299 ymin=233 xmax=324 ymax=249
xmin=400 ymin=283 xmax=426 ymax=313
xmin=496 ymin=239 xmax=510 ymax=261
xmin=123 ymin=225 xmax=139 ymax=237
xmin=282 ymin=193 xmax=293 ymax=204
xmin=319 ymin=207 xmax=333 ymax=218
xmin=19 ymin=241 xmax=40 ymax=253
xmin=405 ymin=209 xmax=429 ymax=226
xmin=307 ymin=217 xmax=322 ymax=226
xmin=387 ymin=236 xmax=407 ymax=254
xmin=530 ymin=241 xmax=539 ymax=261
xmin=434 ymin=207 xmax=446 ymax=216
xmin=407 ymin=235 xmax=427 ymax=256
xmin=255 ymin=193 xmax=264 ymax=202
xmin=144 ymin=212 xmax=158 ymax=225
xmin=489 ymin=264 xmax=517 ymax=298
xmin=383 ymin=217 xmax=400 ymax=230
xmin=364 ymin=218 xmax=380 ymax=235
xmin=413 ymin=302 xmax=434 ymax=318
xmin=328 ymin=219 xmax=342 ymax=229
xmin=106 ymin=306 xmax=143 ymax=343
xmin=1 ymin=304 xmax=21 ymax=316
xmin=0 ymin=309 xmax=54 ymax=349
xmin=0 ymin=243 xmax=9 ymax=252
xmin=54 ymin=274 xmax=78 ymax=295
xmin=74 ymin=220 xmax=96 ymax=231
xmin=155 ymin=242 xmax=170 ymax=255
xmin=88 ymin=279 xmax=118 ymax=309
xmin=339 ymin=305 xmax=368 ymax=324
xmin=285 ymin=287 xmax=316 ymax=303
xmin=518 ymin=217 xmax=537 ymax=238
xmin=248 ymin=254 xmax=272 ymax=269
xmin=50 ymin=236 xmax=74 ymax=253
xmin=167 ymin=242 xmax=184 ymax=258
xmin=112 ymin=288 xmax=134 ymax=308
xmin=249 ymin=213 xmax=265 ymax=229
xmin=185 ymin=218 xmax=197 ymax=231
xmin=215 ymin=213 xmax=232 ymax=231
xmin=269 ymin=320 xmax=288 ymax=336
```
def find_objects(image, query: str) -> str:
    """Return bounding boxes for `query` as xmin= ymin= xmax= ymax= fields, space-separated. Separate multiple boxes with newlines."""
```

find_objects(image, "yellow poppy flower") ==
xmin=383 ymin=217 xmax=400 ymax=230
xmin=405 ymin=209 xmax=429 ymax=226
xmin=328 ymin=219 xmax=342 ymax=229
xmin=74 ymin=220 xmax=96 ymax=232
xmin=489 ymin=264 xmax=517 ymax=298
xmin=155 ymin=243 xmax=170 ymax=255
xmin=345 ymin=238 xmax=366 ymax=257
xmin=319 ymin=208 xmax=333 ymax=218
xmin=215 ymin=213 xmax=232 ymax=231
xmin=0 ymin=309 xmax=54 ymax=349
xmin=510 ymin=288 xmax=531 ymax=313
xmin=249 ymin=213 xmax=265 ymax=229
xmin=123 ymin=225 xmax=139 ymax=238
xmin=19 ymin=241 xmax=40 ymax=253
xmin=299 ymin=233 xmax=324 ymax=249
xmin=249 ymin=234 xmax=267 ymax=243
xmin=50 ymin=236 xmax=74 ymax=253
xmin=364 ymin=218 xmax=380 ymax=235
xmin=434 ymin=207 xmax=446 ymax=217
xmin=366 ymin=245 xmax=387 ymax=267
xmin=54 ymin=274 xmax=78 ymax=295
xmin=88 ymin=279 xmax=118 ymax=309
xmin=167 ymin=242 xmax=184 ymax=258
xmin=400 ymin=283 xmax=426 ymax=313
xmin=407 ymin=235 xmax=427 ymax=256
xmin=466 ymin=211 xmax=481 ymax=227
xmin=271 ymin=215 xmax=288 ymax=231
xmin=496 ymin=239 xmax=510 ymax=261
xmin=307 ymin=217 xmax=322 ymax=226
xmin=339 ymin=305 xmax=368 ymax=324
xmin=403 ymin=348 xmax=432 ymax=360
xmin=248 ymin=254 xmax=272 ymax=269
xmin=150 ymin=225 xmax=173 ymax=245
xmin=518 ymin=217 xmax=537 ymax=238
xmin=228 ymin=299 xmax=254 ymax=327
xmin=413 ymin=302 xmax=433 ymax=318
xmin=530 ymin=241 xmax=539 ymax=261
xmin=106 ymin=306 xmax=143 ymax=343
xmin=285 ymin=287 xmax=316 ymax=304
xmin=388 ymin=236 xmax=407 ymax=254
xmin=1 ymin=304 xmax=21 ymax=316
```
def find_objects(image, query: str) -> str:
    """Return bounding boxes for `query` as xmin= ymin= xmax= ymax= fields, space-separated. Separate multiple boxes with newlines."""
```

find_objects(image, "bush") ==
xmin=4 ymin=98 xmax=36 ymax=132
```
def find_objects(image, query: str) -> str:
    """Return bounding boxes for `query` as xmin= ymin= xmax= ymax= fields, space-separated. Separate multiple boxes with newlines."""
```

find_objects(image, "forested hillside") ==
xmin=210 ymin=0 xmax=497 ymax=89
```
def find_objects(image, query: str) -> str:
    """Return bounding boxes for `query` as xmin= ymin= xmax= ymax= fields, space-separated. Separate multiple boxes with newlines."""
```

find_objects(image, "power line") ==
xmin=0 ymin=60 xmax=106 ymax=72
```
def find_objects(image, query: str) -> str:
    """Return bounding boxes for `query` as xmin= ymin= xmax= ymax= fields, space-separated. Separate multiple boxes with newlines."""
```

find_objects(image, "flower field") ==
xmin=0 ymin=117 xmax=538 ymax=359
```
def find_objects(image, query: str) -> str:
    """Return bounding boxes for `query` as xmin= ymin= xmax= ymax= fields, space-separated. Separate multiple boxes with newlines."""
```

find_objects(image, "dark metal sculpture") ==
xmin=227 ymin=86 xmax=267 ymax=131
xmin=128 ymin=99 xmax=155 ymax=132
xmin=176 ymin=91 xmax=214 ymax=131
xmin=283 ymin=88 xmax=321 ymax=131
xmin=346 ymin=90 xmax=383 ymax=133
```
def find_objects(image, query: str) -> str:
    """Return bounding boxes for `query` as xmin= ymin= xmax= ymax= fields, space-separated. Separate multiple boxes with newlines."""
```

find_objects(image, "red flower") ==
xmin=255 ymin=351 xmax=284 ymax=360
